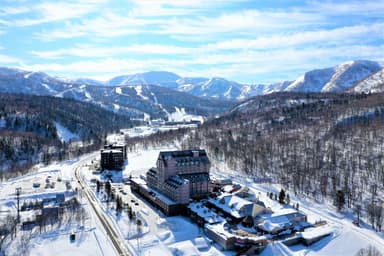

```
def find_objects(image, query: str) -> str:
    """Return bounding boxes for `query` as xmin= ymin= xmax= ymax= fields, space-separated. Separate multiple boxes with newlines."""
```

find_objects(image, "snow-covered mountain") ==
xmin=285 ymin=60 xmax=382 ymax=93
xmin=106 ymin=71 xmax=293 ymax=100
xmin=106 ymin=71 xmax=249 ymax=99
xmin=0 ymin=60 xmax=383 ymax=109
xmin=107 ymin=71 xmax=181 ymax=89
xmin=0 ymin=67 xmax=68 ymax=95
xmin=102 ymin=60 xmax=383 ymax=100
xmin=350 ymin=68 xmax=384 ymax=93
xmin=0 ymin=67 xmax=233 ymax=120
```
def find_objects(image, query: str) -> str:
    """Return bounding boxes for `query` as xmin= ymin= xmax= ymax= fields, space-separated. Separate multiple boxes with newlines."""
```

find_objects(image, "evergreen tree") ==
xmin=128 ymin=206 xmax=133 ymax=220
xmin=96 ymin=180 xmax=101 ymax=193
xmin=335 ymin=190 xmax=345 ymax=211
xmin=105 ymin=181 xmax=112 ymax=201
xmin=279 ymin=189 xmax=286 ymax=204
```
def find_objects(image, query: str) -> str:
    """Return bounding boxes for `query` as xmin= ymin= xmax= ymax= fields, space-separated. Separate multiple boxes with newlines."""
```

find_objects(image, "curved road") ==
xmin=74 ymin=156 xmax=132 ymax=256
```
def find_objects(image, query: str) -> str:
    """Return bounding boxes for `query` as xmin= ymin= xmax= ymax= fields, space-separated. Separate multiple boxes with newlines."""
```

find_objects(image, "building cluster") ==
xmin=100 ymin=143 xmax=127 ymax=171
xmin=130 ymin=148 xmax=331 ymax=254
xmin=189 ymin=190 xmax=313 ymax=253
xmin=19 ymin=193 xmax=67 ymax=230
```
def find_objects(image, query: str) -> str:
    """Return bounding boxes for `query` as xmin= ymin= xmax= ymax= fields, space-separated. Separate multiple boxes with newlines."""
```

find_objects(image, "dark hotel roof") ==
xmin=159 ymin=149 xmax=210 ymax=165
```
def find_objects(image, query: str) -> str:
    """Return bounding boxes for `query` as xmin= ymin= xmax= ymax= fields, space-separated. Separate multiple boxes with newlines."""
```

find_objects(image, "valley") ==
xmin=1 ymin=0 xmax=383 ymax=254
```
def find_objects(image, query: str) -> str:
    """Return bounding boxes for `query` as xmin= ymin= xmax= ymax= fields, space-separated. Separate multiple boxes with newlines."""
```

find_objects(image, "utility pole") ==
xmin=16 ymin=187 xmax=21 ymax=223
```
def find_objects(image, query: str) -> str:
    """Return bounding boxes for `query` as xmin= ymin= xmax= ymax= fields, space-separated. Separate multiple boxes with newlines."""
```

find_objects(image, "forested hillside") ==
xmin=128 ymin=92 xmax=384 ymax=230
xmin=0 ymin=93 xmax=134 ymax=178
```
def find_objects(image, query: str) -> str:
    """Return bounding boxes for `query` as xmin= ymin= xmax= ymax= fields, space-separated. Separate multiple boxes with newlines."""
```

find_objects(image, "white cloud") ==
xmin=0 ymin=53 xmax=19 ymax=64
xmin=22 ymin=43 xmax=384 ymax=84
xmin=31 ymin=3 xmax=326 ymax=41
xmin=34 ymin=11 xmax=157 ymax=41
xmin=159 ymin=9 xmax=324 ymax=37
xmin=128 ymin=0 xmax=237 ymax=17
xmin=30 ymin=44 xmax=193 ymax=58
xmin=309 ymin=0 xmax=384 ymax=17
xmin=203 ymin=23 xmax=384 ymax=51
xmin=3 ymin=1 xmax=106 ymax=27
xmin=0 ymin=6 xmax=29 ymax=16
xmin=33 ymin=20 xmax=384 ymax=60
xmin=20 ymin=57 xmax=189 ymax=76
xmin=2 ymin=0 xmax=384 ymax=83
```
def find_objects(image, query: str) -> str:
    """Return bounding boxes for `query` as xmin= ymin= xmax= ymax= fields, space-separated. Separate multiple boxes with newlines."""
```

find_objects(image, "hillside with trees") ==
xmin=127 ymin=92 xmax=384 ymax=231
xmin=0 ymin=93 xmax=134 ymax=178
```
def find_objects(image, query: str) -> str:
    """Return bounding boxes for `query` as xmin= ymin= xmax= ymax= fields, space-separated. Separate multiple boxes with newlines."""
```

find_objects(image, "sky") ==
xmin=0 ymin=0 xmax=383 ymax=84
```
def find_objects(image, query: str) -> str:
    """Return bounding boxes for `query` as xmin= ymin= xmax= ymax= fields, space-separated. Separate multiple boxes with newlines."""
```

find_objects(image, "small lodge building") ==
xmin=257 ymin=208 xmax=308 ymax=235
xmin=207 ymin=194 xmax=269 ymax=222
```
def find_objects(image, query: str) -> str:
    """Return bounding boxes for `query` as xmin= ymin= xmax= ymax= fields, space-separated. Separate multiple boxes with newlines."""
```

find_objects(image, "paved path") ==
xmin=74 ymin=155 xmax=132 ymax=256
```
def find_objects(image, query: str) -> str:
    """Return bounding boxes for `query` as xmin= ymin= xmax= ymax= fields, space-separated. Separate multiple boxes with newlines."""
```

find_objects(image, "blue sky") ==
xmin=0 ymin=0 xmax=383 ymax=84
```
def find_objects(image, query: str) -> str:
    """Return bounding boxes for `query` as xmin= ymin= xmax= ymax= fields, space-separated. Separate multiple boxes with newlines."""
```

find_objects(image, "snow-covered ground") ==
xmin=167 ymin=107 xmax=204 ymax=123
xmin=97 ymin=128 xmax=384 ymax=256
xmin=26 ymin=202 xmax=117 ymax=256
xmin=84 ymin=139 xmax=383 ymax=255
xmin=0 ymin=153 xmax=118 ymax=256
xmin=2 ymin=127 xmax=384 ymax=256
xmin=54 ymin=122 xmax=80 ymax=143
xmin=108 ymin=127 xmax=384 ymax=255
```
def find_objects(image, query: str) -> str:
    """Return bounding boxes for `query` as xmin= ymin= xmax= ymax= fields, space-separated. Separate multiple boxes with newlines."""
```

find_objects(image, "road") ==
xmin=73 ymin=154 xmax=133 ymax=256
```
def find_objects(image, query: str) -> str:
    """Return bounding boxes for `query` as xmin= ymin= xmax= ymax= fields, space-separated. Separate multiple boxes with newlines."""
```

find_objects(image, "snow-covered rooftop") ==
xmin=208 ymin=194 xmax=254 ymax=219
xmin=205 ymin=222 xmax=267 ymax=243
xmin=271 ymin=208 xmax=303 ymax=217
xmin=301 ymin=225 xmax=333 ymax=240
xmin=188 ymin=202 xmax=225 ymax=224
xmin=258 ymin=215 xmax=290 ymax=233
xmin=169 ymin=240 xmax=200 ymax=256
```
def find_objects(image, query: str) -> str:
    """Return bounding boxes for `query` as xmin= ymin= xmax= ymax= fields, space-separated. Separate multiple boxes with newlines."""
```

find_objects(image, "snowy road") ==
xmin=74 ymin=154 xmax=132 ymax=256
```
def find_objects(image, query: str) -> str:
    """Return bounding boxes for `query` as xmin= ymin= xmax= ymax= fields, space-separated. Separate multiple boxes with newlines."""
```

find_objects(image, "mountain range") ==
xmin=0 ymin=68 xmax=233 ymax=120
xmin=70 ymin=60 xmax=383 ymax=99
xmin=0 ymin=60 xmax=383 ymax=120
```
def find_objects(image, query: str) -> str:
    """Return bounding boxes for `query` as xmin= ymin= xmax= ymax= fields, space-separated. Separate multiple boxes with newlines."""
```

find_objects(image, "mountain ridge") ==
xmin=0 ymin=60 xmax=383 ymax=119
xmin=0 ymin=68 xmax=233 ymax=120
xmin=62 ymin=59 xmax=383 ymax=99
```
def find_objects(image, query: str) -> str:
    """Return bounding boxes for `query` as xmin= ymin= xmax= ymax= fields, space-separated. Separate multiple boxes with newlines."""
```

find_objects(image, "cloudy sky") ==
xmin=0 ymin=0 xmax=383 ymax=83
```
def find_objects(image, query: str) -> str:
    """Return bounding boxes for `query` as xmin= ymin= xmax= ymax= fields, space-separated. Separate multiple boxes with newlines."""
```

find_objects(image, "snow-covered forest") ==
xmin=0 ymin=93 xmax=134 ymax=179
xmin=127 ymin=92 xmax=384 ymax=232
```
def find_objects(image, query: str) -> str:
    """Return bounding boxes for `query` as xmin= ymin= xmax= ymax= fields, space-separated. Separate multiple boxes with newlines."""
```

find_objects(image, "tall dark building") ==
xmin=100 ymin=143 xmax=127 ymax=171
